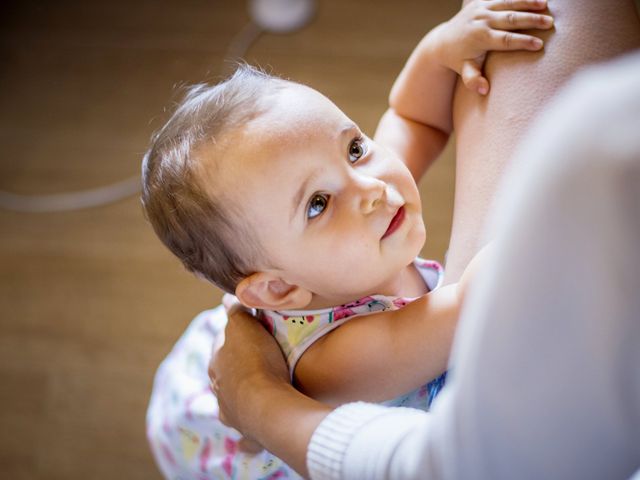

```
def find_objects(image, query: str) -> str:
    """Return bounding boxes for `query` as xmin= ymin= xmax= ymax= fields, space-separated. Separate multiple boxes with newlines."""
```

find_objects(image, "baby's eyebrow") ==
xmin=340 ymin=122 xmax=359 ymax=140
xmin=289 ymin=123 xmax=359 ymax=223
xmin=291 ymin=173 xmax=315 ymax=223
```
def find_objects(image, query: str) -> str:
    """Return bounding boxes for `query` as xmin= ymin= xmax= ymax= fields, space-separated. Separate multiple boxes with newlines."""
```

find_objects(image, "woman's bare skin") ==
xmin=445 ymin=0 xmax=640 ymax=283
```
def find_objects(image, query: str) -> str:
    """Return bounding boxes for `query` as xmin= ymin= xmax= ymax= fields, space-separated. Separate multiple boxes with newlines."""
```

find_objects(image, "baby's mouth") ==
xmin=381 ymin=206 xmax=405 ymax=239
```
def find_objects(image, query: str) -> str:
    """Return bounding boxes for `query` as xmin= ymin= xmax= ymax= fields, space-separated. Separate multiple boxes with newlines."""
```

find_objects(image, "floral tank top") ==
xmin=258 ymin=257 xmax=447 ymax=408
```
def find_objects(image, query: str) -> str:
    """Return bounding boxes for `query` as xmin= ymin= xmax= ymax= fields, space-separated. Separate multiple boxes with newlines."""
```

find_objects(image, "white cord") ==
xmin=0 ymin=24 xmax=264 ymax=213
xmin=0 ymin=0 xmax=317 ymax=213
xmin=225 ymin=22 xmax=264 ymax=67
xmin=0 ymin=176 xmax=142 ymax=212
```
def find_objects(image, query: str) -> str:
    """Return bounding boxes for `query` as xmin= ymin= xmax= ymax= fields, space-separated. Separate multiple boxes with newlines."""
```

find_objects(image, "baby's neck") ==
xmin=301 ymin=262 xmax=429 ymax=311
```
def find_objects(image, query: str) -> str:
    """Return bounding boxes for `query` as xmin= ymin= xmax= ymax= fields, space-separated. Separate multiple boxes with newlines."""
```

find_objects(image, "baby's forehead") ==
xmin=197 ymin=83 xmax=354 ymax=191
xmin=256 ymin=83 xmax=352 ymax=138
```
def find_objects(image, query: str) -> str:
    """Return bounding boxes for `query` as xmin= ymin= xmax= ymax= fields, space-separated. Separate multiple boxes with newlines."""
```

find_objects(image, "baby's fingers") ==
xmin=461 ymin=61 xmax=489 ymax=95
xmin=490 ymin=11 xmax=553 ymax=32
xmin=488 ymin=0 xmax=548 ymax=12
xmin=487 ymin=30 xmax=544 ymax=51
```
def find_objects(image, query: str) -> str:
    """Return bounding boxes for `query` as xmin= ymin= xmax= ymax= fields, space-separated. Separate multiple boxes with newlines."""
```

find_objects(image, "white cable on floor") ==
xmin=0 ymin=176 xmax=142 ymax=213
xmin=0 ymin=25 xmax=261 ymax=214
xmin=0 ymin=0 xmax=316 ymax=213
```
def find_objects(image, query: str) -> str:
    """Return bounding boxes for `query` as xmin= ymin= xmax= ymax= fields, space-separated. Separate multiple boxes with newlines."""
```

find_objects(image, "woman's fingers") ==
xmin=238 ymin=437 xmax=265 ymax=454
xmin=222 ymin=293 xmax=243 ymax=314
xmin=210 ymin=293 xmax=291 ymax=450
xmin=212 ymin=380 xmax=264 ymax=453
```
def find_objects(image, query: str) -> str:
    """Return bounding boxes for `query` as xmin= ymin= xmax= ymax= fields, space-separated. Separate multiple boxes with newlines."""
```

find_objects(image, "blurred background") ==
xmin=0 ymin=0 xmax=459 ymax=478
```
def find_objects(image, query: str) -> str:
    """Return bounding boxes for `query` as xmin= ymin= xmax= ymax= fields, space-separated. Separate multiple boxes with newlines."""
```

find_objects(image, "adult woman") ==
xmin=210 ymin=1 xmax=640 ymax=478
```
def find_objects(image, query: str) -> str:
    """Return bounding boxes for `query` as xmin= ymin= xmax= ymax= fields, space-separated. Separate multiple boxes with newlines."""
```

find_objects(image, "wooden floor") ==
xmin=0 ymin=0 xmax=458 ymax=478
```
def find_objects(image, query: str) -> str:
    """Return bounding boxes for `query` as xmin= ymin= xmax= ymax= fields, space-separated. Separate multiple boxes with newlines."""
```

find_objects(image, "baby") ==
xmin=143 ymin=1 xmax=552 ymax=478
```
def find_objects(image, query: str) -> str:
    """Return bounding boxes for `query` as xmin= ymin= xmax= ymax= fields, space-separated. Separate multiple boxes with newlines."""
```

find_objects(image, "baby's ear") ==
xmin=235 ymin=272 xmax=312 ymax=310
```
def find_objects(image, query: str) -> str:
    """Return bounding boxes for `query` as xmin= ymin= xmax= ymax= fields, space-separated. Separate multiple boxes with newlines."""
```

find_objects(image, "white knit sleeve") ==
xmin=307 ymin=402 xmax=431 ymax=480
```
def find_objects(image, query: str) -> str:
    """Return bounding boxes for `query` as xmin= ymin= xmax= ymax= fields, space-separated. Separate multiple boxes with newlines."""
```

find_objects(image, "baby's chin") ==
xmin=405 ymin=218 xmax=427 ymax=258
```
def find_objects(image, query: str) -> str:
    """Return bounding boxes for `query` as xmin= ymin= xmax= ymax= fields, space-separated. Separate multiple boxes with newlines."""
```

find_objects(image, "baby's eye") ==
xmin=348 ymin=136 xmax=368 ymax=163
xmin=307 ymin=193 xmax=329 ymax=219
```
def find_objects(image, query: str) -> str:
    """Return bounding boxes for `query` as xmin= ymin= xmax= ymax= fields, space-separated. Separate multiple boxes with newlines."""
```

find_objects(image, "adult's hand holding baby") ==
xmin=209 ymin=294 xmax=290 ymax=454
xmin=436 ymin=0 xmax=553 ymax=94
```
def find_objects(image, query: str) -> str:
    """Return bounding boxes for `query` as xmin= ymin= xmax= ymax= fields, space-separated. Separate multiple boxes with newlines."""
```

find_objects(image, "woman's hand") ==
xmin=209 ymin=294 xmax=291 ymax=453
xmin=433 ymin=0 xmax=553 ymax=94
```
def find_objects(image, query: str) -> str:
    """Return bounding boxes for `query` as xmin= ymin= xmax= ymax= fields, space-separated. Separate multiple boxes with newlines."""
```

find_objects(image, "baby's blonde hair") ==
xmin=141 ymin=64 xmax=286 ymax=292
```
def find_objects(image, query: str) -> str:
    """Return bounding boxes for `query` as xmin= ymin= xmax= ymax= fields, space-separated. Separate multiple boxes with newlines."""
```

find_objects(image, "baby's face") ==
xmin=206 ymin=83 xmax=425 ymax=307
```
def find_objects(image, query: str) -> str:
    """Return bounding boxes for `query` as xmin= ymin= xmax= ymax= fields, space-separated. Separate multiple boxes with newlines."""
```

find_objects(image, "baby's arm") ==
xmin=293 ymin=285 xmax=459 ymax=405
xmin=374 ymin=0 xmax=552 ymax=181
xmin=294 ymin=247 xmax=491 ymax=406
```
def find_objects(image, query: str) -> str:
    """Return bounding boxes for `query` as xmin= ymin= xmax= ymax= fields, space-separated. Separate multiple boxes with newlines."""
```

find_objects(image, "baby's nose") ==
xmin=358 ymin=176 xmax=386 ymax=214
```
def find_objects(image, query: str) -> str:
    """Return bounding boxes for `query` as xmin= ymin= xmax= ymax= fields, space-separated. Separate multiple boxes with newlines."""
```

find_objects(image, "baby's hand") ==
xmin=436 ymin=0 xmax=553 ymax=95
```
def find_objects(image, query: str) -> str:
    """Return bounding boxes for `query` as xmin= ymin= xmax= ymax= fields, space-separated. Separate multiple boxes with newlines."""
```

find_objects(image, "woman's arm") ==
xmin=374 ymin=0 xmax=552 ymax=181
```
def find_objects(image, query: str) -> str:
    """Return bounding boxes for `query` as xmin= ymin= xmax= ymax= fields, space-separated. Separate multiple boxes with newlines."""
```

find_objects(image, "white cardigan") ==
xmin=307 ymin=51 xmax=640 ymax=480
